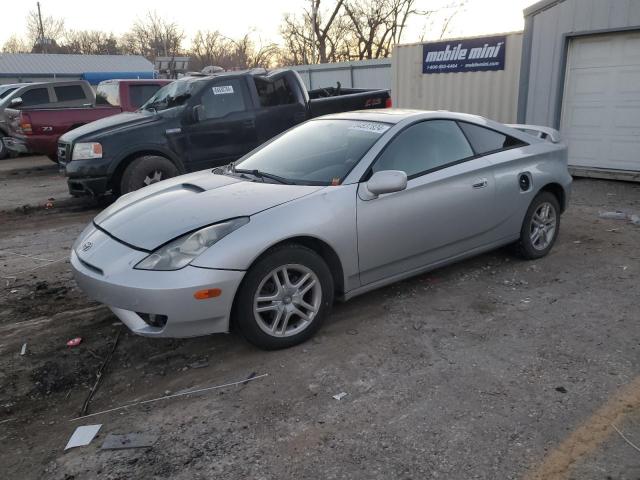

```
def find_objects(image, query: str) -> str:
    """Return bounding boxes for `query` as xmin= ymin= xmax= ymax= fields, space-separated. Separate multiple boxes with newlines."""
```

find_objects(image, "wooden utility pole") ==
xmin=37 ymin=2 xmax=46 ymax=53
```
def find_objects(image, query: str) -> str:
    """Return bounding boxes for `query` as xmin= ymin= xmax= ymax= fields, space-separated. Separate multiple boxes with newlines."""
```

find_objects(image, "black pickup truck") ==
xmin=59 ymin=69 xmax=391 ymax=197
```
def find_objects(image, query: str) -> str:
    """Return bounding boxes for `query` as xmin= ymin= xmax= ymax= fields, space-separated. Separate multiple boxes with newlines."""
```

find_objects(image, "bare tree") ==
xmin=280 ymin=0 xmax=468 ymax=64
xmin=2 ymin=35 xmax=30 ymax=53
xmin=121 ymin=11 xmax=185 ymax=60
xmin=189 ymin=31 xmax=280 ymax=71
xmin=63 ymin=31 xmax=121 ymax=55
xmin=279 ymin=0 xmax=350 ymax=65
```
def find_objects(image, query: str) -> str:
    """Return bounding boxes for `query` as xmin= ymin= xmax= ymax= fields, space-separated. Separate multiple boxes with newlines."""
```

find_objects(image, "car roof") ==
xmin=0 ymin=83 xmax=29 ymax=89
xmin=319 ymin=108 xmax=490 ymax=125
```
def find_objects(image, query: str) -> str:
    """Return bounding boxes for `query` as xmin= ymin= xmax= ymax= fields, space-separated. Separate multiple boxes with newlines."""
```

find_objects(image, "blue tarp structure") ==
xmin=82 ymin=71 xmax=156 ymax=85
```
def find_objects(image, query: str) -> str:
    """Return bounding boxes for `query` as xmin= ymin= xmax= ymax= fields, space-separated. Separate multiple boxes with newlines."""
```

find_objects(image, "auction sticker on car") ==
xmin=349 ymin=122 xmax=390 ymax=134
xmin=212 ymin=85 xmax=234 ymax=95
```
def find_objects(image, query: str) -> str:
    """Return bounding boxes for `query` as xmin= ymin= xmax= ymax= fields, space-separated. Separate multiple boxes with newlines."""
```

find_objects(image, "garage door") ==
xmin=560 ymin=31 xmax=640 ymax=171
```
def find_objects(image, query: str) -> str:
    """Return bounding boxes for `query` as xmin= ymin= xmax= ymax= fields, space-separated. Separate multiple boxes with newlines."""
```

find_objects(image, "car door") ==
xmin=183 ymin=77 xmax=258 ymax=171
xmin=356 ymin=120 xmax=499 ymax=286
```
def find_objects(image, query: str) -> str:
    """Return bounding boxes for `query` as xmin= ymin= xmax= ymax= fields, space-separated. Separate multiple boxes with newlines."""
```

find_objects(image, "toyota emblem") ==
xmin=81 ymin=241 xmax=93 ymax=252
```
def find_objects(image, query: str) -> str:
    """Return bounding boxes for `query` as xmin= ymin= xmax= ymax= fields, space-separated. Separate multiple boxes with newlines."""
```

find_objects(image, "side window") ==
xmin=254 ymin=77 xmax=296 ymax=107
xmin=200 ymin=79 xmax=246 ymax=119
xmin=129 ymin=84 xmax=163 ymax=109
xmin=372 ymin=120 xmax=474 ymax=178
xmin=20 ymin=88 xmax=50 ymax=106
xmin=95 ymin=84 xmax=120 ymax=107
xmin=458 ymin=122 xmax=527 ymax=154
xmin=54 ymin=85 xmax=86 ymax=102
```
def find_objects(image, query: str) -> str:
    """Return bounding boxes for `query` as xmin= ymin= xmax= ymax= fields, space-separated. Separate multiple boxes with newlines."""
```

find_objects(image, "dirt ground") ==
xmin=1 ymin=156 xmax=639 ymax=480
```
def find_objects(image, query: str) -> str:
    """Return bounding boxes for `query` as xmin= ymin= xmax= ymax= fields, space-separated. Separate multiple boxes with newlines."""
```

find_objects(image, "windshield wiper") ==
xmin=234 ymin=168 xmax=292 ymax=185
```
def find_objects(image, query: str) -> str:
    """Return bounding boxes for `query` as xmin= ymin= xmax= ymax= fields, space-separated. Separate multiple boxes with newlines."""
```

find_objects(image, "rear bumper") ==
xmin=70 ymin=227 xmax=245 ymax=337
xmin=3 ymin=135 xmax=57 ymax=156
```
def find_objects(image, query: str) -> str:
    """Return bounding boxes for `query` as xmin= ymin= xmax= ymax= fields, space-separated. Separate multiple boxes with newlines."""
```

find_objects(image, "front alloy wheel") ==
xmin=254 ymin=264 xmax=322 ymax=337
xmin=234 ymin=245 xmax=334 ymax=350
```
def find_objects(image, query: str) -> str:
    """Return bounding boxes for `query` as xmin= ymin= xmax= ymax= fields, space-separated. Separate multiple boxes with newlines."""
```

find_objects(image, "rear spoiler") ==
xmin=506 ymin=124 xmax=561 ymax=143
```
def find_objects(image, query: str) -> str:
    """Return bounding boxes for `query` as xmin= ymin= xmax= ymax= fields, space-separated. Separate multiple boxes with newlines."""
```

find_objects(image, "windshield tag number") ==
xmin=349 ymin=122 xmax=390 ymax=134
xmin=212 ymin=86 xmax=234 ymax=95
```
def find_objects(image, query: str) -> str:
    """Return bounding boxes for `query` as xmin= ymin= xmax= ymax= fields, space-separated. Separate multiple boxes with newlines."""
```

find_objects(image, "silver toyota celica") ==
xmin=71 ymin=110 xmax=571 ymax=349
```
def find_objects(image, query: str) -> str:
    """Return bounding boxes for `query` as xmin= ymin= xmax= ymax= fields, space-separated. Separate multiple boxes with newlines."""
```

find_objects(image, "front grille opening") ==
xmin=138 ymin=312 xmax=168 ymax=329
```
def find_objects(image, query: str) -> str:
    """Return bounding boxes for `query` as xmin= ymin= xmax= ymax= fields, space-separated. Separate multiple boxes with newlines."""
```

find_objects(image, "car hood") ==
xmin=94 ymin=171 xmax=324 ymax=250
xmin=60 ymin=111 xmax=155 ymax=143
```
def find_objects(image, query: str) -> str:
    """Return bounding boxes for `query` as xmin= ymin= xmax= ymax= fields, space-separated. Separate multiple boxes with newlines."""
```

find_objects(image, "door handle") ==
xmin=242 ymin=119 xmax=255 ymax=129
xmin=472 ymin=178 xmax=488 ymax=189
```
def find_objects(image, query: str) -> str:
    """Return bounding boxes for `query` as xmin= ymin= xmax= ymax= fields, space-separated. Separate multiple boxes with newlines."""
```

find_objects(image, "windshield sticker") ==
xmin=212 ymin=85 xmax=234 ymax=95
xmin=349 ymin=122 xmax=390 ymax=134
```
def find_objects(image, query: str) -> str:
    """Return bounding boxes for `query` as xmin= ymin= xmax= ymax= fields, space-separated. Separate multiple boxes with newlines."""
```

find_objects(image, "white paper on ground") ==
xmin=65 ymin=424 xmax=102 ymax=450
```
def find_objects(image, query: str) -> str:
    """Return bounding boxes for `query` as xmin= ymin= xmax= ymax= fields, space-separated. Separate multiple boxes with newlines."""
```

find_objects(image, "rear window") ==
xmin=96 ymin=83 xmax=120 ymax=107
xmin=54 ymin=85 xmax=86 ymax=102
xmin=129 ymin=84 xmax=163 ymax=109
xmin=254 ymin=77 xmax=296 ymax=107
xmin=20 ymin=88 xmax=50 ymax=106
xmin=458 ymin=122 xmax=527 ymax=154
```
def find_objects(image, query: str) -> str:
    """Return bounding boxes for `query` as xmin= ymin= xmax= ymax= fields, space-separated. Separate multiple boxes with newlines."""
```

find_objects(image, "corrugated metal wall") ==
xmin=392 ymin=33 xmax=523 ymax=123
xmin=290 ymin=58 xmax=391 ymax=90
xmin=522 ymin=0 xmax=640 ymax=127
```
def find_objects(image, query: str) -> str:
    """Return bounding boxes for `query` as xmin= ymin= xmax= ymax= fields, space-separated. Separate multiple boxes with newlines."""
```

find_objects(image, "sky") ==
xmin=0 ymin=0 xmax=539 ymax=49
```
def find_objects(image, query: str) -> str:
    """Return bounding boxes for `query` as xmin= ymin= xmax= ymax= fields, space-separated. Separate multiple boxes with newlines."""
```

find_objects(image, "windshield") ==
xmin=140 ymin=78 xmax=200 ymax=111
xmin=235 ymin=119 xmax=390 ymax=185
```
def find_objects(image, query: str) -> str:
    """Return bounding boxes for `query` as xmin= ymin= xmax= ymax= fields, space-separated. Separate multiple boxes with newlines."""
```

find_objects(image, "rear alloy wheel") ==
xmin=516 ymin=191 xmax=560 ymax=259
xmin=234 ymin=245 xmax=334 ymax=350
xmin=119 ymin=155 xmax=179 ymax=195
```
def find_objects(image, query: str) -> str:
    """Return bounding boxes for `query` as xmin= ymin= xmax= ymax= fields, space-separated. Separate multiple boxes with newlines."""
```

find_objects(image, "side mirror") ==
xmin=10 ymin=97 xmax=23 ymax=107
xmin=364 ymin=170 xmax=407 ymax=198
xmin=192 ymin=104 xmax=205 ymax=123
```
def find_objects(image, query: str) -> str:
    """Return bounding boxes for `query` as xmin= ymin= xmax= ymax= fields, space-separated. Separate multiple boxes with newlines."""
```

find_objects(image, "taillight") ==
xmin=18 ymin=113 xmax=32 ymax=134
xmin=385 ymin=97 xmax=392 ymax=108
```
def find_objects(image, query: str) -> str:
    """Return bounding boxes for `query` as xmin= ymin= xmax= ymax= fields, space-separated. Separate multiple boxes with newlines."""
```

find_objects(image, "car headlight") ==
xmin=135 ymin=217 xmax=249 ymax=271
xmin=72 ymin=142 xmax=103 ymax=160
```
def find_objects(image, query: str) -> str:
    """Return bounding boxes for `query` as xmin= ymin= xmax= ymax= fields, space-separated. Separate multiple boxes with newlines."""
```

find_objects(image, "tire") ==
xmin=47 ymin=154 xmax=59 ymax=164
xmin=515 ymin=191 xmax=561 ymax=259
xmin=234 ymin=245 xmax=334 ymax=350
xmin=0 ymin=138 xmax=8 ymax=160
xmin=119 ymin=155 xmax=179 ymax=195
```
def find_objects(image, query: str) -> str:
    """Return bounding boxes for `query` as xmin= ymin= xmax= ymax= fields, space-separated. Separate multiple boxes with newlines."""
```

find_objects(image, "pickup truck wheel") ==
xmin=120 ymin=156 xmax=178 ymax=194
xmin=0 ymin=138 xmax=8 ymax=160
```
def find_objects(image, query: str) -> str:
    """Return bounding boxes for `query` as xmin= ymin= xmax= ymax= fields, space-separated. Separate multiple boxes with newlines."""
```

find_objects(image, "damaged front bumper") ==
xmin=70 ymin=226 xmax=245 ymax=338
